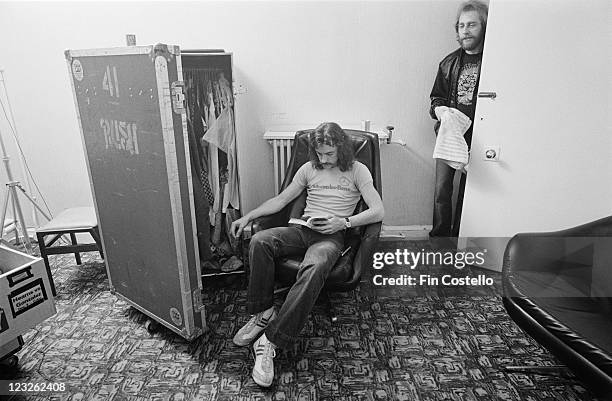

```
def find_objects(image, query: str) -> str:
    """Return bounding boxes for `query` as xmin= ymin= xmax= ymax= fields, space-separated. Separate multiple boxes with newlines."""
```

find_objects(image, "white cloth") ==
xmin=203 ymin=106 xmax=240 ymax=211
xmin=432 ymin=107 xmax=472 ymax=170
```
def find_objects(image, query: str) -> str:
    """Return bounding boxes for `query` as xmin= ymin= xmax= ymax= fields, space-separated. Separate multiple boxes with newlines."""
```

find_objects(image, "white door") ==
xmin=459 ymin=0 xmax=612 ymax=270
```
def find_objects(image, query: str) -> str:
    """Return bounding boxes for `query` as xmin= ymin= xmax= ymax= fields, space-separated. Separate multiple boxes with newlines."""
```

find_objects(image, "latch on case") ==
xmin=192 ymin=288 xmax=205 ymax=312
xmin=151 ymin=43 xmax=177 ymax=62
xmin=171 ymin=81 xmax=186 ymax=114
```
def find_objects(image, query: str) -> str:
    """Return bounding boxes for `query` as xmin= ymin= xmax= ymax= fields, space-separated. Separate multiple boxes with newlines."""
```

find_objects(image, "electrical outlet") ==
xmin=483 ymin=146 xmax=500 ymax=161
xmin=233 ymin=82 xmax=247 ymax=95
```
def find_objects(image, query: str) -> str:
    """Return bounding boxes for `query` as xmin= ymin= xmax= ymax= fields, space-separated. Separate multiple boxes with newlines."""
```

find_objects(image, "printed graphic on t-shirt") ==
xmin=457 ymin=62 xmax=480 ymax=106
xmin=293 ymin=161 xmax=373 ymax=218
xmin=311 ymin=176 xmax=353 ymax=192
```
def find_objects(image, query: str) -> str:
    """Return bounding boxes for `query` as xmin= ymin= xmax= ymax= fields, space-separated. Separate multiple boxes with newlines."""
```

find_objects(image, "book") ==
xmin=288 ymin=215 xmax=330 ymax=228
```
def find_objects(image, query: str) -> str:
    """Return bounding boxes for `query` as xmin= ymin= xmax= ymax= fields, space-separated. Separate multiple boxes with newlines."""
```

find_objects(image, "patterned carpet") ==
xmin=1 ymin=239 xmax=602 ymax=400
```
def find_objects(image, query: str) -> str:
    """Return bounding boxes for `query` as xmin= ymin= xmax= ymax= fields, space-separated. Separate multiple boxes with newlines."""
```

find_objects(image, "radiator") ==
xmin=263 ymin=131 xmax=296 ymax=194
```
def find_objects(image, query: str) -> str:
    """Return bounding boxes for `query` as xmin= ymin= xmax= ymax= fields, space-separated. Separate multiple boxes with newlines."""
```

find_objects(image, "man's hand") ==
xmin=310 ymin=216 xmax=345 ymax=235
xmin=434 ymin=106 xmax=449 ymax=121
xmin=230 ymin=216 xmax=251 ymax=238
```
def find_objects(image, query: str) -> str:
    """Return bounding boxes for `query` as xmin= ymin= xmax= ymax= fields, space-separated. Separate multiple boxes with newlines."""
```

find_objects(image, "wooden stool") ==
xmin=36 ymin=207 xmax=104 ymax=296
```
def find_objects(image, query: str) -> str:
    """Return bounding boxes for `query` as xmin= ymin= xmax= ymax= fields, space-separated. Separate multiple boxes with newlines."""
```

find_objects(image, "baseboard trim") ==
xmin=380 ymin=225 xmax=432 ymax=239
xmin=382 ymin=225 xmax=431 ymax=231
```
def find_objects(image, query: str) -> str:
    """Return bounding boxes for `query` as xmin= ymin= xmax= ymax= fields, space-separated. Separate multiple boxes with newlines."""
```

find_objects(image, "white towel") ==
xmin=432 ymin=107 xmax=472 ymax=171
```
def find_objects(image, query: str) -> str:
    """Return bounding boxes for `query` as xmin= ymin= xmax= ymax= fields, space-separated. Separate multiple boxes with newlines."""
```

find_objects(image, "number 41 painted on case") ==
xmin=102 ymin=65 xmax=119 ymax=98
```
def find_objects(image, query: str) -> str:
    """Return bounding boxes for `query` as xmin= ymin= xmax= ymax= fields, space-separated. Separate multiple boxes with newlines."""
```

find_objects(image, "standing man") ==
xmin=230 ymin=122 xmax=384 ymax=387
xmin=429 ymin=0 xmax=488 ymax=238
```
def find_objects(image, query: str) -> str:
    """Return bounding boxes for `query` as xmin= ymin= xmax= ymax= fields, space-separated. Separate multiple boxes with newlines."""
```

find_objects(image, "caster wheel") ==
xmin=0 ymin=355 xmax=18 ymax=368
xmin=145 ymin=319 xmax=159 ymax=333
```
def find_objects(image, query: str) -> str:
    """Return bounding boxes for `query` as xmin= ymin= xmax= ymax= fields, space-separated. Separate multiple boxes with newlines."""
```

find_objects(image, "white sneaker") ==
xmin=252 ymin=333 xmax=276 ymax=387
xmin=233 ymin=307 xmax=277 ymax=346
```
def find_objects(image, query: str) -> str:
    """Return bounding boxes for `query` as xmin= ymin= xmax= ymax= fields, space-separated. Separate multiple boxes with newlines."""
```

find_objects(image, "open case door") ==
xmin=64 ymin=44 xmax=205 ymax=340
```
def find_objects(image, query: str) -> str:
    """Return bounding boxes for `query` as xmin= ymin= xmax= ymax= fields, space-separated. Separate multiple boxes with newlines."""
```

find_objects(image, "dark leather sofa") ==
xmin=502 ymin=215 xmax=612 ymax=398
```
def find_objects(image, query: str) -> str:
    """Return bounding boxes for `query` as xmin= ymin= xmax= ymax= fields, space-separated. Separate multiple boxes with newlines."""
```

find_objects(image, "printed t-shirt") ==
xmin=292 ymin=161 xmax=373 ymax=218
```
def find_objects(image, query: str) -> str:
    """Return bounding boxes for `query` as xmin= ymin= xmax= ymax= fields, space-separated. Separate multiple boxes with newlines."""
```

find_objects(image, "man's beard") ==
xmin=459 ymin=35 xmax=483 ymax=51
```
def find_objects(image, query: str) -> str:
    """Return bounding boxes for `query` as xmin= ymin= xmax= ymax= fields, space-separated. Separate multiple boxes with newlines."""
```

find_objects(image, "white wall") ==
xmin=0 ymin=1 xmax=462 ymax=227
xmin=460 ymin=0 xmax=612 ymax=269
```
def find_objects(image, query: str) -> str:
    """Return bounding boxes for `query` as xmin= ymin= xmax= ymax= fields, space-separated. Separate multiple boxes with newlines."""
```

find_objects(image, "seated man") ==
xmin=230 ymin=121 xmax=384 ymax=387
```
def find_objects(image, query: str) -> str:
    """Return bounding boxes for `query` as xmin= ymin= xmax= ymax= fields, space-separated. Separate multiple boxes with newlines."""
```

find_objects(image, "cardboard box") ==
xmin=0 ymin=245 xmax=56 ymax=345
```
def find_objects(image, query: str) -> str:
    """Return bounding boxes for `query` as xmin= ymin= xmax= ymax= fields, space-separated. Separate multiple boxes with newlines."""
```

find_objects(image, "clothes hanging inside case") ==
xmin=185 ymin=70 xmax=215 ymax=206
xmin=186 ymin=115 xmax=212 ymax=262
xmin=184 ymin=66 xmax=241 ymax=266
xmin=202 ymin=106 xmax=240 ymax=211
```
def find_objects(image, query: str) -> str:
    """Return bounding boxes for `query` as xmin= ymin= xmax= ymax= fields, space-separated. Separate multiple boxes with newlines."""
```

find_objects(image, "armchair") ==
xmin=502 ymin=215 xmax=612 ymax=397
xmin=244 ymin=129 xmax=383 ymax=315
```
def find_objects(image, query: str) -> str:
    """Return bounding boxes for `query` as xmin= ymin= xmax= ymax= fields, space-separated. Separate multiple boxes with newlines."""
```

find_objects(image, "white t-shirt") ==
xmin=292 ymin=161 xmax=374 ymax=218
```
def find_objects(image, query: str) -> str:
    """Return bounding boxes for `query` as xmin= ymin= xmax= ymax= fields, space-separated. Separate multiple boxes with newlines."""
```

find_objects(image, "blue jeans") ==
xmin=430 ymin=159 xmax=467 ymax=238
xmin=247 ymin=226 xmax=344 ymax=349
xmin=430 ymin=124 xmax=471 ymax=238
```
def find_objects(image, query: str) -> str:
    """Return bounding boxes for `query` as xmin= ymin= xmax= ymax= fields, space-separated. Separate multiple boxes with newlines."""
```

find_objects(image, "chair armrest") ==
xmin=361 ymin=220 xmax=382 ymax=240
xmin=352 ymin=221 xmax=382 ymax=282
xmin=503 ymin=233 xmax=566 ymax=275
xmin=502 ymin=216 xmax=612 ymax=300
xmin=253 ymin=214 xmax=287 ymax=233
xmin=242 ymin=214 xmax=288 ymax=240
xmin=503 ymin=215 xmax=612 ymax=275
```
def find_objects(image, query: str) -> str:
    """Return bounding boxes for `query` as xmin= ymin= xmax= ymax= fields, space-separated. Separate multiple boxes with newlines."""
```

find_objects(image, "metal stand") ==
xmin=0 ymin=179 xmax=50 ymax=252
xmin=0 ymin=71 xmax=50 ymax=253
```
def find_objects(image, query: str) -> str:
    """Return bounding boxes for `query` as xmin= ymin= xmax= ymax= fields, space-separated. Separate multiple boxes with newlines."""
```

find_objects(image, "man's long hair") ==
xmin=455 ymin=0 xmax=489 ymax=36
xmin=308 ymin=122 xmax=355 ymax=172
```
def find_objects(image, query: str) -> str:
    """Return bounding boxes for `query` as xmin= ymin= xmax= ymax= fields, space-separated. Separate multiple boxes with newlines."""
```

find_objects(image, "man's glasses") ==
xmin=457 ymin=22 xmax=480 ymax=30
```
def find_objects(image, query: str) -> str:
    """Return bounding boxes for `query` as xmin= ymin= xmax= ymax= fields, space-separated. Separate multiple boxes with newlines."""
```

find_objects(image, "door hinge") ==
xmin=171 ymin=81 xmax=186 ymax=114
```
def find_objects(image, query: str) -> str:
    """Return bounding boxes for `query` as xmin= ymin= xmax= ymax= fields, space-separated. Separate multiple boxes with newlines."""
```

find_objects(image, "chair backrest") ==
xmin=273 ymin=129 xmax=383 ymax=290
xmin=278 ymin=129 xmax=383 ymax=222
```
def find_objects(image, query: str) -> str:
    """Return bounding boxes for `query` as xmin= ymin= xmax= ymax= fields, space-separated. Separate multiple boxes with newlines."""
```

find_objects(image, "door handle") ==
xmin=478 ymin=91 xmax=497 ymax=99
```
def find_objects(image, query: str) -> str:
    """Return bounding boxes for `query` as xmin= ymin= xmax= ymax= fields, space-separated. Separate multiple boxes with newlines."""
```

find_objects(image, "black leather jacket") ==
xmin=430 ymin=48 xmax=465 ymax=122
xmin=429 ymin=48 xmax=481 ymax=146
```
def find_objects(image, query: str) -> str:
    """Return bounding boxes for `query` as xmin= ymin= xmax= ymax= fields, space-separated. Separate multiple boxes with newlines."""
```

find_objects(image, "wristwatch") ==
xmin=344 ymin=217 xmax=352 ymax=229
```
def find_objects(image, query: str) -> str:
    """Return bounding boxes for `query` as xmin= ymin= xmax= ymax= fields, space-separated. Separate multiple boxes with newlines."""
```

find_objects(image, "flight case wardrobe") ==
xmin=65 ymin=44 xmax=241 ymax=340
